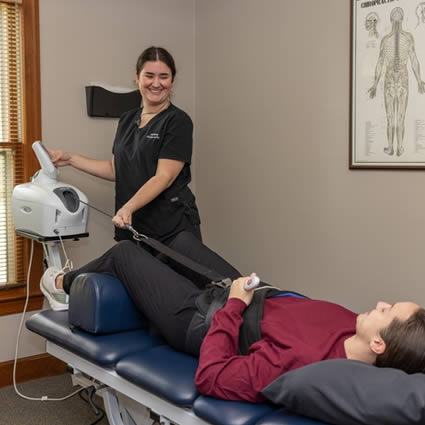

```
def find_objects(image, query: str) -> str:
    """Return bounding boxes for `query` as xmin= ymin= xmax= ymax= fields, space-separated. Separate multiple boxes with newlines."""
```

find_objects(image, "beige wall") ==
xmin=0 ymin=0 xmax=195 ymax=362
xmin=195 ymin=0 xmax=425 ymax=313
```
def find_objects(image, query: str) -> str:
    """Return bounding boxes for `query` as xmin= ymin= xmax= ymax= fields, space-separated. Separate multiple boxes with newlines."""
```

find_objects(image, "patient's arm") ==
xmin=194 ymin=298 xmax=291 ymax=403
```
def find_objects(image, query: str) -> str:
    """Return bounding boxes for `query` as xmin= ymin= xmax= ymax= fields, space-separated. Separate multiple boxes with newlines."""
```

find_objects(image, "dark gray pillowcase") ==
xmin=261 ymin=359 xmax=425 ymax=425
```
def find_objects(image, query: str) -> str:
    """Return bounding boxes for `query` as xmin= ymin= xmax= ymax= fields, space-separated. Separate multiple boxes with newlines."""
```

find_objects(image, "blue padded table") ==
xmin=193 ymin=396 xmax=275 ymax=425
xmin=256 ymin=409 xmax=328 ymax=425
xmin=26 ymin=310 xmax=163 ymax=367
xmin=116 ymin=345 xmax=199 ymax=406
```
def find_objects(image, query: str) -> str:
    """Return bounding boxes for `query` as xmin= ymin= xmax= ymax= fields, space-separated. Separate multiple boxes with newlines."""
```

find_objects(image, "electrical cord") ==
xmin=78 ymin=386 xmax=106 ymax=425
xmin=13 ymin=239 xmax=84 ymax=401
xmin=253 ymin=285 xmax=288 ymax=292
xmin=56 ymin=233 xmax=74 ymax=273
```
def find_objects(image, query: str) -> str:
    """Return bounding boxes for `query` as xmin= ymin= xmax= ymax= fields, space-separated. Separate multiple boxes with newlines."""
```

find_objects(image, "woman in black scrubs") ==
xmin=49 ymin=47 xmax=201 ymax=244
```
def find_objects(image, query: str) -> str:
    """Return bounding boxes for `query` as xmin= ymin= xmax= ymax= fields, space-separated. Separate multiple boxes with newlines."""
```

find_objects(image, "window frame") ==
xmin=0 ymin=0 xmax=43 ymax=316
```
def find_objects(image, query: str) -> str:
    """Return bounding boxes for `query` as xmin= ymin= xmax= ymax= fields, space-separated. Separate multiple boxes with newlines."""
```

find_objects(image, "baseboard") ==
xmin=0 ymin=352 xmax=67 ymax=388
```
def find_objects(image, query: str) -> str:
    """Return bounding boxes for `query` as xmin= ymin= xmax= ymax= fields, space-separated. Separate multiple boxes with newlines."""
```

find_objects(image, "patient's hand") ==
xmin=228 ymin=276 xmax=255 ymax=306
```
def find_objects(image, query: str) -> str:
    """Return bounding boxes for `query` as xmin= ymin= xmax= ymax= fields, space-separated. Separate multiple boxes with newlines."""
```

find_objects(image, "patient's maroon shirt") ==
xmin=195 ymin=296 xmax=356 ymax=402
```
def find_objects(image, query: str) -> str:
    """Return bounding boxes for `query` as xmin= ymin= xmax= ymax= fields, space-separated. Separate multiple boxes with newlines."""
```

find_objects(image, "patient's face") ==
xmin=356 ymin=301 xmax=419 ymax=342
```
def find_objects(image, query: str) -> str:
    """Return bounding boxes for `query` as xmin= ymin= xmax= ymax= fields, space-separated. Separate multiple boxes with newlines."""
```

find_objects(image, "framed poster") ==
xmin=350 ymin=0 xmax=425 ymax=168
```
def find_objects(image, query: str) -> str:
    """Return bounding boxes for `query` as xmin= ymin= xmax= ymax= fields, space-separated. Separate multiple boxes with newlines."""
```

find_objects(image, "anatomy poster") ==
xmin=351 ymin=0 xmax=425 ymax=168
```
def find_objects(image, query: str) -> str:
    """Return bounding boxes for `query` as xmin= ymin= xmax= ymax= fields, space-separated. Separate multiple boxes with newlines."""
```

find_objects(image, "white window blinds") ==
xmin=0 ymin=0 xmax=24 ymax=287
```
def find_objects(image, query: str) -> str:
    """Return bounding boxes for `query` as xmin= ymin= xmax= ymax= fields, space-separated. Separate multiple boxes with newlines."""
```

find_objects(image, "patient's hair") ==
xmin=375 ymin=308 xmax=425 ymax=374
xmin=136 ymin=46 xmax=177 ymax=81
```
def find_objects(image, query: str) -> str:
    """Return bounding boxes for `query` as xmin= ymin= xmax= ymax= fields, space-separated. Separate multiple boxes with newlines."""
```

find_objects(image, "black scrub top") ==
xmin=112 ymin=103 xmax=200 ymax=242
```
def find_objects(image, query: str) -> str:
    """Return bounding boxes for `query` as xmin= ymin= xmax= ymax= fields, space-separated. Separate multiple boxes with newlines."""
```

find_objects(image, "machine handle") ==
xmin=32 ymin=141 xmax=58 ymax=180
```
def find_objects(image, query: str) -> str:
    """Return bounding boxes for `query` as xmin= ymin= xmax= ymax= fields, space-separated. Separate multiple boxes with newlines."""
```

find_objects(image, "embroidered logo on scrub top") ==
xmin=146 ymin=133 xmax=160 ymax=139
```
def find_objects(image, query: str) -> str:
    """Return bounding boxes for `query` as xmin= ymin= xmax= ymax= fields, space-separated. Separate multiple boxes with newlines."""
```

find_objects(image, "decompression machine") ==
xmin=12 ymin=141 xmax=89 ymax=269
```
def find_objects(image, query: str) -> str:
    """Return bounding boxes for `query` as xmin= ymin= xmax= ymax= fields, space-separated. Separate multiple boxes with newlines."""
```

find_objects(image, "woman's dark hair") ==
xmin=375 ymin=308 xmax=425 ymax=374
xmin=136 ymin=46 xmax=176 ymax=81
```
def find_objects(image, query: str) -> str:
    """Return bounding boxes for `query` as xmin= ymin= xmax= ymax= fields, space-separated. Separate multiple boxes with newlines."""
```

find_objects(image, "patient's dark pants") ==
xmin=62 ymin=231 xmax=241 ymax=354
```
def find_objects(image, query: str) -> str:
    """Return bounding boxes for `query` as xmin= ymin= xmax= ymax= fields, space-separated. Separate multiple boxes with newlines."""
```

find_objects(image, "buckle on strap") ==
xmin=212 ymin=278 xmax=232 ymax=289
xmin=126 ymin=225 xmax=148 ymax=241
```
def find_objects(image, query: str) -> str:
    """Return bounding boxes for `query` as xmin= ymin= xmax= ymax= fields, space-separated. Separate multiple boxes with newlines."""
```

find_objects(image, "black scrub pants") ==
xmin=62 ymin=231 xmax=241 ymax=354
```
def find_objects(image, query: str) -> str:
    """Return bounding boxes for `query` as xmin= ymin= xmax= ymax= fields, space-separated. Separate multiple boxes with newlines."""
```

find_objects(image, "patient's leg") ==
xmin=166 ymin=231 xmax=241 ymax=285
xmin=63 ymin=240 xmax=202 ymax=352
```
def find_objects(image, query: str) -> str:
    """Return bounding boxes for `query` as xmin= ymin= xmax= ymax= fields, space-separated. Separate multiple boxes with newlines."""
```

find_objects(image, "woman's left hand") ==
xmin=112 ymin=206 xmax=132 ymax=228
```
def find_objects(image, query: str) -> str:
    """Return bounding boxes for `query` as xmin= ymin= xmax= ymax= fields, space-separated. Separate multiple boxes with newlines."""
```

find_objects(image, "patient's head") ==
xmin=355 ymin=301 xmax=424 ymax=370
xmin=375 ymin=307 xmax=425 ymax=374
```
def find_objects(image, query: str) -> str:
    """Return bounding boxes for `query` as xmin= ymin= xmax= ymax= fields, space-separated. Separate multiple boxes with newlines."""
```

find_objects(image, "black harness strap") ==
xmin=127 ymin=225 xmax=232 ymax=288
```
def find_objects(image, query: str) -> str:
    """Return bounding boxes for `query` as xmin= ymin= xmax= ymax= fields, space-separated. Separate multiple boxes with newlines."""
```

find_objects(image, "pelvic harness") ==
xmin=127 ymin=225 xmax=306 ymax=356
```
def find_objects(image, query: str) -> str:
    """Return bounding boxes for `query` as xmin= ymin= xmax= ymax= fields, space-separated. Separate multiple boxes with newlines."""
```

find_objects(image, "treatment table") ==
xmin=26 ymin=273 xmax=327 ymax=425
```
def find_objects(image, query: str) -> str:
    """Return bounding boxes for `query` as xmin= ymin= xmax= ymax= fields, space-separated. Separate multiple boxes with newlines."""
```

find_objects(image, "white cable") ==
xmin=13 ymin=239 xmax=84 ymax=401
xmin=57 ymin=233 xmax=73 ymax=272
xmin=253 ymin=285 xmax=285 ymax=292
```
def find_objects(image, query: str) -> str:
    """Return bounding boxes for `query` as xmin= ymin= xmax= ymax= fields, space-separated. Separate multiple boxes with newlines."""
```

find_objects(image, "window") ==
xmin=0 ymin=0 xmax=43 ymax=315
xmin=0 ymin=0 xmax=24 ymax=287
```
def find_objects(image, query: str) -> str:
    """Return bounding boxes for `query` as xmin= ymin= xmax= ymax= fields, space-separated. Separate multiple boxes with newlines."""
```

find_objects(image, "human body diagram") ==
xmin=368 ymin=7 xmax=425 ymax=157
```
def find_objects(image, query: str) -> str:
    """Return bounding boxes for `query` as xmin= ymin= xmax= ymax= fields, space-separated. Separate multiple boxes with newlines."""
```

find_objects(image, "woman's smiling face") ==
xmin=137 ymin=60 xmax=173 ymax=107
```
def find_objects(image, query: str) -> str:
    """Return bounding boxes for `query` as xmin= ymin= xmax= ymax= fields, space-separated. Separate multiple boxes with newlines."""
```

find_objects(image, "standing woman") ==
xmin=49 ymin=47 xmax=201 ymax=244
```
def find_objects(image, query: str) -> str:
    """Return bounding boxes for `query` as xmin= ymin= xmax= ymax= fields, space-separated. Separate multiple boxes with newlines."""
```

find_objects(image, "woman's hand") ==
xmin=228 ymin=273 xmax=257 ymax=306
xmin=47 ymin=148 xmax=73 ymax=167
xmin=112 ymin=206 xmax=132 ymax=229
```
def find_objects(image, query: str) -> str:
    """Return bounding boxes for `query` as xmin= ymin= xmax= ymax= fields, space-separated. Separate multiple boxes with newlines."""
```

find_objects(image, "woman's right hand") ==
xmin=112 ymin=205 xmax=133 ymax=229
xmin=47 ymin=148 xmax=73 ymax=167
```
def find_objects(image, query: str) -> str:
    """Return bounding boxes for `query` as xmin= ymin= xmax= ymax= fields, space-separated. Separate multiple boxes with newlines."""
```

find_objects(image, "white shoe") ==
xmin=40 ymin=267 xmax=68 ymax=311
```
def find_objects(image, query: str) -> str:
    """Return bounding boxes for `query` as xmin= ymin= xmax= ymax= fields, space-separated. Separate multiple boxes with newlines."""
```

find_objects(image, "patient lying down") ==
xmin=39 ymin=231 xmax=425 ymax=403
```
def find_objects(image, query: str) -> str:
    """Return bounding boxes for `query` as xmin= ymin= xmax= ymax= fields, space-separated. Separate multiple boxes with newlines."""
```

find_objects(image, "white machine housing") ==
xmin=12 ymin=141 xmax=88 ymax=238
